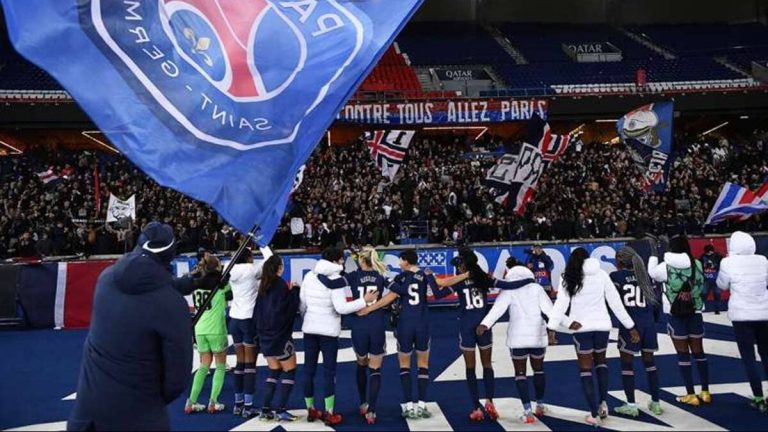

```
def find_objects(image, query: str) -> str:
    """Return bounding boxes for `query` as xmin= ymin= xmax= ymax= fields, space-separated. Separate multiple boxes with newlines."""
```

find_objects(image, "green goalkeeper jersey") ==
xmin=193 ymin=283 xmax=231 ymax=335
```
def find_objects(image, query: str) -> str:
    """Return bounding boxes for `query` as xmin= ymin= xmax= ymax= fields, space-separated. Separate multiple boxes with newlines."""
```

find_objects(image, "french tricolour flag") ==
xmin=705 ymin=180 xmax=768 ymax=225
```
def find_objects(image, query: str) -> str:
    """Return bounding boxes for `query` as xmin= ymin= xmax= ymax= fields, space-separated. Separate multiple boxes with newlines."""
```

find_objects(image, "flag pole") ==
xmin=191 ymin=223 xmax=260 ymax=327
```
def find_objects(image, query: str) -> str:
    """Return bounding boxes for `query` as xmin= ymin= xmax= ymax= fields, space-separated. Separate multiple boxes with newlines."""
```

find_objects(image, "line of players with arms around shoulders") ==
xmin=186 ymin=231 xmax=768 ymax=428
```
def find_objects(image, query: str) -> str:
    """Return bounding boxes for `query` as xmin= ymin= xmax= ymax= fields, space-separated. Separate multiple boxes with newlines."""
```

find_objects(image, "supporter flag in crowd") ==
xmin=705 ymin=180 xmax=768 ymax=225
xmin=290 ymin=165 xmax=307 ymax=195
xmin=2 ymin=0 xmax=423 ymax=244
xmin=485 ymin=114 xmax=572 ymax=214
xmin=617 ymin=102 xmax=674 ymax=192
xmin=106 ymin=194 xmax=136 ymax=223
xmin=365 ymin=130 xmax=415 ymax=180
xmin=36 ymin=165 xmax=74 ymax=185
xmin=36 ymin=167 xmax=60 ymax=185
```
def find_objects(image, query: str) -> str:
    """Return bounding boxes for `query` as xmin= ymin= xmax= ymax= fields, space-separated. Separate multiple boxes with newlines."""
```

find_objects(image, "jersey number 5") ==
xmin=408 ymin=284 xmax=420 ymax=305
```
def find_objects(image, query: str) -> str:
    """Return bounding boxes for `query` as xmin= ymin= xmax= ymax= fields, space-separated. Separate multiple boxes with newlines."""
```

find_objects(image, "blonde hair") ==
xmin=358 ymin=246 xmax=387 ymax=275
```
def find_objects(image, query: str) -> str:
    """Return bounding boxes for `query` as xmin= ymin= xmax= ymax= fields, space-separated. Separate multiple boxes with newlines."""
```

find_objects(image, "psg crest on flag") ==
xmin=82 ymin=0 xmax=367 ymax=150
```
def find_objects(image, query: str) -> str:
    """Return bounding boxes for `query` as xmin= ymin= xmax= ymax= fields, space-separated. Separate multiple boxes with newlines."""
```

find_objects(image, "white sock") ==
xmin=418 ymin=401 xmax=426 ymax=409
xmin=628 ymin=403 xmax=637 ymax=407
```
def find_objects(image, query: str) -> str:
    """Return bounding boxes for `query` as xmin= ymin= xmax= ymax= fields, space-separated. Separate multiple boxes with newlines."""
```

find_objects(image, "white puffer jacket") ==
xmin=717 ymin=231 xmax=768 ymax=322
xmin=548 ymin=258 xmax=635 ymax=333
xmin=481 ymin=266 xmax=571 ymax=349
xmin=300 ymin=259 xmax=367 ymax=337
xmin=229 ymin=247 xmax=273 ymax=320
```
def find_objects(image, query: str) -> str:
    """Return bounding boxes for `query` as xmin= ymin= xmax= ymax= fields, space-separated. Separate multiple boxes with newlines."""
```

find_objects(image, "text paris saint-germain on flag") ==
xmin=1 ymin=0 xmax=424 ymax=243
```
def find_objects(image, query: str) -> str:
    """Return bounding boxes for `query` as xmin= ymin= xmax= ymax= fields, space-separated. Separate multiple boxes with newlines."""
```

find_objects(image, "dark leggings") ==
xmin=303 ymin=334 xmax=339 ymax=402
xmin=733 ymin=321 xmax=768 ymax=398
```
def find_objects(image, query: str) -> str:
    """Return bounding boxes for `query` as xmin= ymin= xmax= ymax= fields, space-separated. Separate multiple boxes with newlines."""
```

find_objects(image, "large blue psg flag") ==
xmin=616 ymin=101 xmax=674 ymax=192
xmin=1 ymin=0 xmax=423 ymax=244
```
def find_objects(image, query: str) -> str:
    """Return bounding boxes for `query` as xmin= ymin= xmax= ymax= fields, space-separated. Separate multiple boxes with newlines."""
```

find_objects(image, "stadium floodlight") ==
xmin=569 ymin=124 xmax=586 ymax=136
xmin=699 ymin=122 xmax=729 ymax=137
xmin=0 ymin=140 xmax=23 ymax=155
xmin=81 ymin=131 xmax=120 ymax=154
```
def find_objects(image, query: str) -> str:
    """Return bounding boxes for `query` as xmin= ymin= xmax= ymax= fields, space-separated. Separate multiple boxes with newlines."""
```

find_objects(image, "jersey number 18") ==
xmin=463 ymin=289 xmax=484 ymax=310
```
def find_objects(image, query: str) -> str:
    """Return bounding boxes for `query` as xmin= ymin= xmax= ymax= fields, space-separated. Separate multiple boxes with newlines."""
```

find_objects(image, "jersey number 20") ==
xmin=622 ymin=284 xmax=646 ymax=308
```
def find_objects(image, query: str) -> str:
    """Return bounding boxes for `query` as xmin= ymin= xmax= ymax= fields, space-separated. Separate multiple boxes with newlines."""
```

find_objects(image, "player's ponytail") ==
xmin=360 ymin=246 xmax=387 ymax=276
xmin=563 ymin=247 xmax=588 ymax=297
xmin=457 ymin=246 xmax=493 ymax=292
xmin=617 ymin=246 xmax=659 ymax=306
xmin=259 ymin=254 xmax=283 ymax=295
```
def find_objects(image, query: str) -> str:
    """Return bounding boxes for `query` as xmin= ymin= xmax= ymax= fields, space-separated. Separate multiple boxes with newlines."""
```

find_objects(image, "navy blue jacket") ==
xmin=253 ymin=278 xmax=299 ymax=341
xmin=526 ymin=252 xmax=554 ymax=287
xmin=68 ymin=249 xmax=192 ymax=431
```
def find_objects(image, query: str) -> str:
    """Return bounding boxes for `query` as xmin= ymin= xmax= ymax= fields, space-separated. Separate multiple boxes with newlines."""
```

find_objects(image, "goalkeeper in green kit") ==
xmin=185 ymin=253 xmax=232 ymax=414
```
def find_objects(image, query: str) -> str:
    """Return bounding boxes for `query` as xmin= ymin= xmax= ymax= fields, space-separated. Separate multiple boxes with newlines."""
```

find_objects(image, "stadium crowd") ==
xmin=1 ymin=128 xmax=767 ymax=258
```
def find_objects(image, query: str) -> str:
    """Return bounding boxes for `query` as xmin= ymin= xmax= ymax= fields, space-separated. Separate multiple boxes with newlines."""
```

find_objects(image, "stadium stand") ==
xmin=357 ymin=46 xmax=423 ymax=96
xmin=396 ymin=21 xmax=510 ymax=66
xmin=2 ymin=21 xmax=766 ymax=100
xmin=2 ymin=129 xmax=767 ymax=258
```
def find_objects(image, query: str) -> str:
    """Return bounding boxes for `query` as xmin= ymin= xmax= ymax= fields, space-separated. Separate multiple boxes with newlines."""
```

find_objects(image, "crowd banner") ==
xmin=433 ymin=67 xmax=491 ymax=81
xmin=106 ymin=194 xmax=136 ymax=222
xmin=617 ymin=102 xmax=674 ymax=192
xmin=485 ymin=114 xmax=572 ymax=214
xmin=7 ymin=234 xmax=768 ymax=329
xmin=338 ymin=99 xmax=549 ymax=125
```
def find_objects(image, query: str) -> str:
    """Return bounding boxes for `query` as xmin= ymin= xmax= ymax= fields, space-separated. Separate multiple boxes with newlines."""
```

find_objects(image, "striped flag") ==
xmin=530 ymin=117 xmax=572 ymax=163
xmin=36 ymin=167 xmax=59 ymax=184
xmin=486 ymin=115 xmax=572 ymax=213
xmin=365 ymin=130 xmax=415 ymax=180
xmin=705 ymin=180 xmax=768 ymax=225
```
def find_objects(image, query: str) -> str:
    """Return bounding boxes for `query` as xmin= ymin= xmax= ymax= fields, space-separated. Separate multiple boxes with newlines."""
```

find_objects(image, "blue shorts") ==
xmin=511 ymin=348 xmax=546 ymax=360
xmin=573 ymin=331 xmax=610 ymax=354
xmin=459 ymin=319 xmax=492 ymax=351
xmin=667 ymin=313 xmax=705 ymax=340
xmin=619 ymin=322 xmax=658 ymax=355
xmin=228 ymin=318 xmax=256 ymax=346
xmin=396 ymin=323 xmax=430 ymax=355
xmin=351 ymin=325 xmax=387 ymax=357
xmin=260 ymin=336 xmax=294 ymax=361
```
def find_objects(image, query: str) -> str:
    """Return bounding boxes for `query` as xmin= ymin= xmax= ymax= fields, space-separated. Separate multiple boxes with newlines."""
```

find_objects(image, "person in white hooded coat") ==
xmin=478 ymin=259 xmax=570 ymax=423
xmin=547 ymin=248 xmax=638 ymax=427
xmin=299 ymin=247 xmax=377 ymax=426
xmin=716 ymin=231 xmax=768 ymax=412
